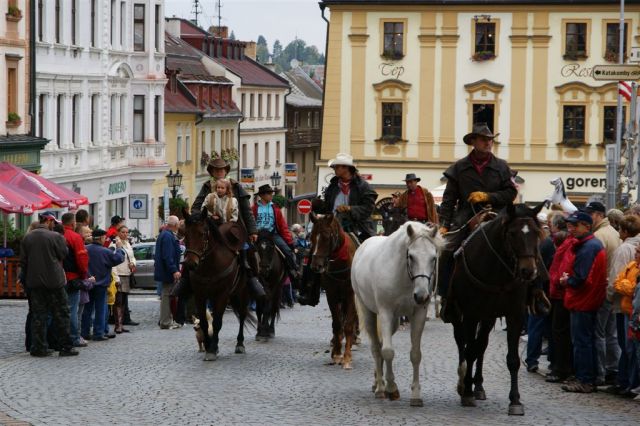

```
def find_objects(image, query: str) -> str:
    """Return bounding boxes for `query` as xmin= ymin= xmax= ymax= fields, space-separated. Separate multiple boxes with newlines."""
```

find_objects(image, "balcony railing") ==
xmin=129 ymin=142 xmax=166 ymax=166
xmin=286 ymin=129 xmax=321 ymax=148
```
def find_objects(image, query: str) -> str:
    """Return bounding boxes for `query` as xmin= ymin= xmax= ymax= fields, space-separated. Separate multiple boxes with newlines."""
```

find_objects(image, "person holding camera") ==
xmin=111 ymin=226 xmax=136 ymax=334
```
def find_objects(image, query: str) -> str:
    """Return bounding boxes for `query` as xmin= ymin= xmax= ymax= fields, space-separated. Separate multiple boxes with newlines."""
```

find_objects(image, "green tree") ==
xmin=256 ymin=35 xmax=270 ymax=64
xmin=272 ymin=39 xmax=283 ymax=60
xmin=230 ymin=30 xmax=236 ymax=40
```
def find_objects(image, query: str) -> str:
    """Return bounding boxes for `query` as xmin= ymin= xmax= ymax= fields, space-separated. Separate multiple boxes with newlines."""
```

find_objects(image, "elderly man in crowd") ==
xmin=396 ymin=173 xmax=438 ymax=224
xmin=155 ymin=215 xmax=182 ymax=329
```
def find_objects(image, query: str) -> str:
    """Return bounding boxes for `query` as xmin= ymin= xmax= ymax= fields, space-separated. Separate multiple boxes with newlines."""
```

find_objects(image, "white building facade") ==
xmin=36 ymin=0 xmax=167 ymax=236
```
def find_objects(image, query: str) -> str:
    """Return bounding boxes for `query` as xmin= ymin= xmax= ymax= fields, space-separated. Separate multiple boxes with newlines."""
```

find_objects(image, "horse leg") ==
xmin=461 ymin=319 xmax=479 ymax=407
xmin=326 ymin=287 xmax=344 ymax=365
xmin=473 ymin=319 xmax=496 ymax=401
xmin=196 ymin=296 xmax=213 ymax=361
xmin=379 ymin=310 xmax=399 ymax=401
xmin=342 ymin=289 xmax=356 ymax=370
xmin=506 ymin=313 xmax=525 ymax=416
xmin=359 ymin=299 xmax=385 ymax=398
xmin=205 ymin=298 xmax=225 ymax=361
xmin=409 ymin=303 xmax=428 ymax=407
xmin=453 ymin=319 xmax=467 ymax=397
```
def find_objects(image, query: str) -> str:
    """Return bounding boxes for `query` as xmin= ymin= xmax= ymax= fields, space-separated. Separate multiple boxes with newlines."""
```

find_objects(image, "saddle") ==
xmin=217 ymin=222 xmax=246 ymax=253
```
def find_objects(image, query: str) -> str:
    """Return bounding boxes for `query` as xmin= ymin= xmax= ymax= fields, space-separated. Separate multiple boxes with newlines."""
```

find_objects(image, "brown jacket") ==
xmin=397 ymin=186 xmax=438 ymax=224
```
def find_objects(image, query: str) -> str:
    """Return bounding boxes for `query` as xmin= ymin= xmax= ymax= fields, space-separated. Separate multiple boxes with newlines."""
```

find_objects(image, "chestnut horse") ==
xmin=182 ymin=207 xmax=253 ymax=361
xmin=309 ymin=212 xmax=358 ymax=370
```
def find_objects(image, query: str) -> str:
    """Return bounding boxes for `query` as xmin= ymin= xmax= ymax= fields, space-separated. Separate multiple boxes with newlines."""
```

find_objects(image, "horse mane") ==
xmin=389 ymin=221 xmax=444 ymax=252
xmin=495 ymin=204 xmax=545 ymax=240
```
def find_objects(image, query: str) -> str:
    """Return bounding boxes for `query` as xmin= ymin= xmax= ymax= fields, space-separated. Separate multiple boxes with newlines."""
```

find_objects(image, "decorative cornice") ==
xmin=348 ymin=33 xmax=370 ymax=44
xmin=555 ymin=81 xmax=617 ymax=95
xmin=464 ymin=79 xmax=504 ymax=94
xmin=373 ymin=79 xmax=412 ymax=92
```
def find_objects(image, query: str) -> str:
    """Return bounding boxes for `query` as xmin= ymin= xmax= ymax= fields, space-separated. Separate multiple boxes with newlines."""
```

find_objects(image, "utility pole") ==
xmin=609 ymin=0 xmax=625 ymax=209
xmin=191 ymin=0 xmax=202 ymax=27
xmin=215 ymin=0 xmax=223 ymax=30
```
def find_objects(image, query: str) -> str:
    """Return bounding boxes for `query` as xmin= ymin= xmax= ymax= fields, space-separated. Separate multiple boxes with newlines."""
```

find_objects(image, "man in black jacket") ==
xmin=300 ymin=153 xmax=378 ymax=306
xmin=437 ymin=123 xmax=518 ymax=322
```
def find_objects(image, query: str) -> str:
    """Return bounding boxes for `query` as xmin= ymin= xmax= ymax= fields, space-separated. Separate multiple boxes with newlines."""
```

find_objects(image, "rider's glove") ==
xmin=467 ymin=191 xmax=490 ymax=204
xmin=439 ymin=227 xmax=449 ymax=235
xmin=336 ymin=205 xmax=351 ymax=213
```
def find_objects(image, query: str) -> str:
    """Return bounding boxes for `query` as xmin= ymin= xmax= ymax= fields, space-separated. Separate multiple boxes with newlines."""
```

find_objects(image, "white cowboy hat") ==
xmin=328 ymin=153 xmax=356 ymax=168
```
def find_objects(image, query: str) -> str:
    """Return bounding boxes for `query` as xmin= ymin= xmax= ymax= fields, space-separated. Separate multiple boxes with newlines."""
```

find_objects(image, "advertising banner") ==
xmin=240 ymin=168 xmax=255 ymax=192
xmin=285 ymin=163 xmax=298 ymax=183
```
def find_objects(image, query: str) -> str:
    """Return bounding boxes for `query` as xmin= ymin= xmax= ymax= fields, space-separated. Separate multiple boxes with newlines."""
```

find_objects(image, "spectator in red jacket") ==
xmin=105 ymin=215 xmax=125 ymax=247
xmin=252 ymin=184 xmax=299 ymax=281
xmin=560 ymin=211 xmax=607 ymax=394
xmin=61 ymin=212 xmax=89 ymax=348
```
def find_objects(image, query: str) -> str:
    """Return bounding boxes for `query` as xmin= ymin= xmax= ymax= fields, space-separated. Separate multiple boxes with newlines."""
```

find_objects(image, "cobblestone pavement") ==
xmin=0 ymin=294 xmax=638 ymax=425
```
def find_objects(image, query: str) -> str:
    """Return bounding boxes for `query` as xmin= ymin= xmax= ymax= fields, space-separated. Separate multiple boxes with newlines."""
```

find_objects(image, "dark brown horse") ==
xmin=309 ymin=212 xmax=358 ymax=370
xmin=182 ymin=207 xmax=253 ymax=361
xmin=255 ymin=229 xmax=284 ymax=341
xmin=450 ymin=203 xmax=544 ymax=415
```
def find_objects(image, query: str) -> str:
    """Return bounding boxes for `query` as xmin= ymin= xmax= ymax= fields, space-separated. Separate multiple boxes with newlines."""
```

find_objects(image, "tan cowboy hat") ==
xmin=328 ymin=153 xmax=356 ymax=168
xmin=206 ymin=158 xmax=230 ymax=174
xmin=463 ymin=123 xmax=500 ymax=145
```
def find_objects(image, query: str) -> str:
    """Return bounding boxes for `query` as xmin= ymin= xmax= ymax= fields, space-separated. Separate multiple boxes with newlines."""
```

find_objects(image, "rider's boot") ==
xmin=242 ymin=249 xmax=266 ymax=299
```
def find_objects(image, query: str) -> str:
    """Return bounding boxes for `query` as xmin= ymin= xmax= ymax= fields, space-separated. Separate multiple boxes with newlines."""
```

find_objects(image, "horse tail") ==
xmin=231 ymin=300 xmax=257 ymax=330
xmin=355 ymin=295 xmax=382 ymax=341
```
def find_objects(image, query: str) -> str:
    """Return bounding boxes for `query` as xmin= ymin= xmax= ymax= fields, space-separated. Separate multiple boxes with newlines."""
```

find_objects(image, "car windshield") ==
xmin=133 ymin=245 xmax=154 ymax=260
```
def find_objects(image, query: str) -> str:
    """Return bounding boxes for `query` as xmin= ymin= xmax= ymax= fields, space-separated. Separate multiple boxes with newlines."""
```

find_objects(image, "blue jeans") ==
xmin=66 ymin=289 xmax=81 ymax=345
xmin=81 ymin=286 xmax=107 ymax=339
xmin=526 ymin=313 xmax=551 ymax=368
xmin=617 ymin=314 xmax=640 ymax=389
xmin=272 ymin=234 xmax=296 ymax=270
xmin=571 ymin=310 xmax=598 ymax=385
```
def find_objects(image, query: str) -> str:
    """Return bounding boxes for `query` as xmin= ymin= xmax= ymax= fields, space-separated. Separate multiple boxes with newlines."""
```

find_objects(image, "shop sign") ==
xmin=565 ymin=177 xmax=606 ymax=191
xmin=107 ymin=181 xmax=127 ymax=196
xmin=284 ymin=163 xmax=298 ymax=183
xmin=240 ymin=168 xmax=255 ymax=192
xmin=561 ymin=63 xmax=593 ymax=78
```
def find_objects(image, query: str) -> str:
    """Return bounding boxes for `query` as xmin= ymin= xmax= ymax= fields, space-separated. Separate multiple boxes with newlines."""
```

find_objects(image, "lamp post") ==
xmin=166 ymin=169 xmax=183 ymax=199
xmin=270 ymin=171 xmax=282 ymax=193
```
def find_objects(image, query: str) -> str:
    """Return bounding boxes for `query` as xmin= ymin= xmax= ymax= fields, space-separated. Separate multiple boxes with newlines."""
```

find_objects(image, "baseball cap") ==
xmin=39 ymin=211 xmax=60 ymax=223
xmin=566 ymin=211 xmax=593 ymax=225
xmin=584 ymin=201 xmax=606 ymax=214
xmin=92 ymin=228 xmax=107 ymax=238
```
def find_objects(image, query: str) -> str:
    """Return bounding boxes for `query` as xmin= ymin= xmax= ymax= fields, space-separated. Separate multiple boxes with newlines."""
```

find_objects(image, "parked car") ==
xmin=131 ymin=242 xmax=185 ymax=290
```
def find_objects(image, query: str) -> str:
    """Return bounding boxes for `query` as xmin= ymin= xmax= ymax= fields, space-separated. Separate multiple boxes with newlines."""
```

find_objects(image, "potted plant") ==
xmin=200 ymin=151 xmax=210 ymax=167
xmin=471 ymin=51 xmax=496 ymax=62
xmin=604 ymin=50 xmax=628 ymax=63
xmin=221 ymin=148 xmax=239 ymax=163
xmin=6 ymin=5 xmax=22 ymax=20
xmin=6 ymin=112 xmax=21 ymax=127
xmin=382 ymin=49 xmax=404 ymax=61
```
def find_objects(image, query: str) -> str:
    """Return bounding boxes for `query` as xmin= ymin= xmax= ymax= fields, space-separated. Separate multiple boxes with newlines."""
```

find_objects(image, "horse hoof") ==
xmin=342 ymin=362 xmax=352 ymax=370
xmin=374 ymin=390 xmax=386 ymax=399
xmin=268 ymin=332 xmax=275 ymax=338
xmin=332 ymin=356 xmax=343 ymax=365
xmin=461 ymin=396 xmax=477 ymax=407
xmin=410 ymin=398 xmax=423 ymax=407
xmin=474 ymin=390 xmax=486 ymax=400
xmin=203 ymin=352 xmax=217 ymax=362
xmin=235 ymin=345 xmax=245 ymax=354
xmin=508 ymin=404 xmax=525 ymax=416
xmin=386 ymin=390 xmax=400 ymax=401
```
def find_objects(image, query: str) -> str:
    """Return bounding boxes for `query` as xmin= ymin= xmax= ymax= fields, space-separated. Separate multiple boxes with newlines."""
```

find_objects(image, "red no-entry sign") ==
xmin=297 ymin=199 xmax=312 ymax=215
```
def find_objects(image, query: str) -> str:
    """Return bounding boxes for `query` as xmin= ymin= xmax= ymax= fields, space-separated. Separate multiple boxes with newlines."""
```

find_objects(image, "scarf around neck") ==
xmin=469 ymin=151 xmax=493 ymax=176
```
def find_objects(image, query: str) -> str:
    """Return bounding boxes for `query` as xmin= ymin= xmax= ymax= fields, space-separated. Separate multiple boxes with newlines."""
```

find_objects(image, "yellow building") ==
xmin=319 ymin=0 xmax=639 ymax=205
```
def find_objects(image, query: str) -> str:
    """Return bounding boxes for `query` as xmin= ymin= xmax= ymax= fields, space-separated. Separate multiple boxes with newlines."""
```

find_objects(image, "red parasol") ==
xmin=0 ymin=162 xmax=88 ymax=208
xmin=0 ymin=180 xmax=51 ymax=214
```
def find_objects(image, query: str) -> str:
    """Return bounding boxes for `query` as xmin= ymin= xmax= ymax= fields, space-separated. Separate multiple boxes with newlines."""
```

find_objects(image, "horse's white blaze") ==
xmin=521 ymin=224 xmax=530 ymax=234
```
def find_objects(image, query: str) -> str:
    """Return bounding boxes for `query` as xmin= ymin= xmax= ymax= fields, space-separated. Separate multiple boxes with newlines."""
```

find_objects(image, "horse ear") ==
xmin=407 ymin=223 xmax=415 ymax=238
xmin=429 ymin=225 xmax=438 ymax=238
xmin=532 ymin=201 xmax=545 ymax=218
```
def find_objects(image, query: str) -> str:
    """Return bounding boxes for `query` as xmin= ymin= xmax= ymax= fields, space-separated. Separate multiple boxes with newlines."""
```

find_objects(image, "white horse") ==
xmin=351 ymin=222 xmax=442 ymax=407
xmin=547 ymin=177 xmax=578 ymax=213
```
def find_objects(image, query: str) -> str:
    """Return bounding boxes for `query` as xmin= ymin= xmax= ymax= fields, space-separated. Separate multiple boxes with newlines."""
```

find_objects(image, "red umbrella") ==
xmin=0 ymin=162 xmax=88 ymax=208
xmin=0 ymin=180 xmax=51 ymax=214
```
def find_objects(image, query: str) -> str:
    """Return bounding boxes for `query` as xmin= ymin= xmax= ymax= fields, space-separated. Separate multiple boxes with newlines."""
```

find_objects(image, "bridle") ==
xmin=312 ymin=222 xmax=350 ymax=279
xmin=406 ymin=236 xmax=437 ymax=289
xmin=184 ymin=223 xmax=211 ymax=262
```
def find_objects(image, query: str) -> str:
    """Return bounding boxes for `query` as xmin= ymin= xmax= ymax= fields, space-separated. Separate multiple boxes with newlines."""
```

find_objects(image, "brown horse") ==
xmin=255 ymin=229 xmax=284 ymax=341
xmin=182 ymin=207 xmax=253 ymax=361
xmin=309 ymin=212 xmax=358 ymax=370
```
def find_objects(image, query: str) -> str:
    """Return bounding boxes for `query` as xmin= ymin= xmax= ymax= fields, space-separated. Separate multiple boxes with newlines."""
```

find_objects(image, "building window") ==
xmin=120 ymin=96 xmax=126 ymax=141
xmin=264 ymin=141 xmax=270 ymax=166
xmin=254 ymin=142 xmax=259 ymax=168
xmin=72 ymin=95 xmax=79 ymax=147
xmin=250 ymin=94 xmax=255 ymax=118
xmin=293 ymin=111 xmax=299 ymax=129
xmin=474 ymin=22 xmax=496 ymax=58
xmin=603 ymin=105 xmax=626 ymax=144
xmin=133 ymin=4 xmax=145 ymax=52
xmin=133 ymin=95 xmax=144 ymax=142
xmin=267 ymin=94 xmax=272 ymax=118
xmin=230 ymin=129 xmax=235 ymax=150
xmin=177 ymin=133 xmax=183 ymax=163
xmin=242 ymin=144 xmax=247 ymax=168
xmin=275 ymin=95 xmax=280 ymax=118
xmin=121 ymin=2 xmax=126 ymax=46
xmin=90 ymin=95 xmax=97 ymax=143
xmin=314 ymin=111 xmax=320 ymax=128
xmin=562 ymin=105 xmax=586 ymax=145
xmin=154 ymin=95 xmax=160 ymax=141
xmin=110 ymin=0 xmax=115 ymax=46
xmin=56 ymin=95 xmax=63 ymax=148
xmin=382 ymin=21 xmax=404 ymax=59
xmin=38 ymin=0 xmax=44 ymax=41
xmin=6 ymin=65 xmax=17 ymax=116
xmin=185 ymin=134 xmax=192 ymax=161
xmin=381 ymin=102 xmax=403 ymax=143
xmin=91 ymin=0 xmax=96 ymax=47
xmin=241 ymin=93 xmax=246 ymax=116
xmin=307 ymin=112 xmax=312 ymax=128
xmin=258 ymin=94 xmax=263 ymax=118
xmin=71 ymin=0 xmax=77 ymax=45
xmin=38 ymin=94 xmax=45 ymax=137
xmin=472 ymin=104 xmax=496 ymax=133
xmin=55 ymin=0 xmax=61 ymax=44
xmin=210 ymin=130 xmax=215 ymax=153
xmin=276 ymin=141 xmax=280 ymax=164
xmin=605 ymin=22 xmax=628 ymax=62
xmin=564 ymin=22 xmax=588 ymax=59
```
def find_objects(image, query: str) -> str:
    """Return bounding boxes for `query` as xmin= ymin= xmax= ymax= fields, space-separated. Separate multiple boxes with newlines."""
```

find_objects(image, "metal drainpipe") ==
xmin=318 ymin=5 xmax=330 ymax=195
xmin=29 ymin=0 xmax=36 ymax=136
xmin=283 ymin=85 xmax=292 ymax=204
xmin=237 ymin=112 xmax=244 ymax=181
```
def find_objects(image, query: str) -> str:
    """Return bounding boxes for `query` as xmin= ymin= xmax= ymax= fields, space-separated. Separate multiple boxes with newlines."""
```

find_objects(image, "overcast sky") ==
xmin=165 ymin=0 xmax=328 ymax=53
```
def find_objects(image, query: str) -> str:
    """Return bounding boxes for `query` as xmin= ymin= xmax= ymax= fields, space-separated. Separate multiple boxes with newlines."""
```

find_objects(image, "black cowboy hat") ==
xmin=256 ymin=184 xmax=275 ymax=196
xmin=463 ymin=123 xmax=500 ymax=145
xmin=403 ymin=173 xmax=421 ymax=182
xmin=206 ymin=158 xmax=230 ymax=174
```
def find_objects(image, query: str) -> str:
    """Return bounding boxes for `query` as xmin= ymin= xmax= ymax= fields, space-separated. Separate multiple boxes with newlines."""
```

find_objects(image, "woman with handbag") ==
xmin=111 ymin=226 xmax=136 ymax=333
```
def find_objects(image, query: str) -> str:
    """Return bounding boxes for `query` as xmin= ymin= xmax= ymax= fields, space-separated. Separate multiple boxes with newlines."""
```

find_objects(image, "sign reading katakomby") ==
xmin=592 ymin=64 xmax=640 ymax=81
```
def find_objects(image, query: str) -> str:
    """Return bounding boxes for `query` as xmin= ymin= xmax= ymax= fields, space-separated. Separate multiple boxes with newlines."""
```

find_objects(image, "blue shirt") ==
xmin=256 ymin=201 xmax=275 ymax=232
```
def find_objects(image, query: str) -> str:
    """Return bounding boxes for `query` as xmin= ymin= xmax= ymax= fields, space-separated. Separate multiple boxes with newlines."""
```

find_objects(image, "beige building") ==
xmin=319 ymin=0 xmax=639 ymax=205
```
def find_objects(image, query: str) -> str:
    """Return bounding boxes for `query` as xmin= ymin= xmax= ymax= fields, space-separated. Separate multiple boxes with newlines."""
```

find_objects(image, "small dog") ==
xmin=193 ymin=310 xmax=213 ymax=352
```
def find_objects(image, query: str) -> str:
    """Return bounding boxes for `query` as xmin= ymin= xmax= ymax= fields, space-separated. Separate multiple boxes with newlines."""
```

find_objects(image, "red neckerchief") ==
xmin=339 ymin=179 xmax=351 ymax=195
xmin=469 ymin=151 xmax=493 ymax=176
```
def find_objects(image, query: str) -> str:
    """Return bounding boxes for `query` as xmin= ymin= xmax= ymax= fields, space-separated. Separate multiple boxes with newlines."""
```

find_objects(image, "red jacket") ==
xmin=563 ymin=234 xmax=607 ymax=312
xmin=548 ymin=236 xmax=577 ymax=300
xmin=63 ymin=225 xmax=89 ymax=281
xmin=104 ymin=225 xmax=118 ymax=247
xmin=251 ymin=202 xmax=294 ymax=246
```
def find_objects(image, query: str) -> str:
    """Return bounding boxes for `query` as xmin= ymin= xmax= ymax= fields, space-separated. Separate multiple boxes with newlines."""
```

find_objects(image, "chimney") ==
xmin=263 ymin=62 xmax=276 ymax=72
xmin=209 ymin=26 xmax=228 ymax=39
xmin=244 ymin=41 xmax=256 ymax=60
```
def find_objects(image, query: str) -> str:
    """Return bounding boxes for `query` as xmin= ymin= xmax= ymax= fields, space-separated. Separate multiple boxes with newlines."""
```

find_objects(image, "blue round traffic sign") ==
xmin=133 ymin=200 xmax=143 ymax=209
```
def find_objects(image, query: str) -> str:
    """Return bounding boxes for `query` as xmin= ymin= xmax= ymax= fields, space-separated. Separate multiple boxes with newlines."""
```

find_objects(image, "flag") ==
xmin=619 ymin=81 xmax=632 ymax=102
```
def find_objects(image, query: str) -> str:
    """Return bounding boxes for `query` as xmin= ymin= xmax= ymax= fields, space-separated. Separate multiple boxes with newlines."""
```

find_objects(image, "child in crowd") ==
xmin=203 ymin=179 xmax=238 ymax=223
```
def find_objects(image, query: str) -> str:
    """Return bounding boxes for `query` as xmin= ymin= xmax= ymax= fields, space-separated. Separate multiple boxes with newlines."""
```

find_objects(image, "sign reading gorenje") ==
xmin=592 ymin=64 xmax=640 ymax=81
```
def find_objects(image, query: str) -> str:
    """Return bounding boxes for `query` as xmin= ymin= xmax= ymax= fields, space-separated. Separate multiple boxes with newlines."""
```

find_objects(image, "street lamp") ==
xmin=270 ymin=171 xmax=282 ymax=191
xmin=166 ymin=168 xmax=183 ymax=199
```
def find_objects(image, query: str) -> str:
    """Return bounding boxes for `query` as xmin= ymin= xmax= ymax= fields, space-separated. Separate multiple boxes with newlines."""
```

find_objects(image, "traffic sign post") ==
xmin=297 ymin=199 xmax=312 ymax=215
xmin=129 ymin=194 xmax=149 ymax=219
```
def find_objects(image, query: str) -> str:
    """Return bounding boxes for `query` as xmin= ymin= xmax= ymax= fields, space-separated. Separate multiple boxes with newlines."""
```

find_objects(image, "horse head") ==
xmin=405 ymin=223 xmax=442 ymax=305
xmin=182 ymin=206 xmax=210 ymax=270
xmin=309 ymin=212 xmax=340 ymax=273
xmin=501 ymin=202 xmax=546 ymax=282
xmin=547 ymin=177 xmax=577 ymax=213
xmin=256 ymin=229 xmax=276 ymax=276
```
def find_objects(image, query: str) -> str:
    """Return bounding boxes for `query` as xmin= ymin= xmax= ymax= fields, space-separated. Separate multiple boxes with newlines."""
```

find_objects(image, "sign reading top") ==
xmin=592 ymin=65 xmax=640 ymax=81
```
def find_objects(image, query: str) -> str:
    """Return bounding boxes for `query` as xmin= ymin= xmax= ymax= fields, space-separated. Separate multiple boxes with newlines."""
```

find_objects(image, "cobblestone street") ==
xmin=0 ymin=294 xmax=637 ymax=425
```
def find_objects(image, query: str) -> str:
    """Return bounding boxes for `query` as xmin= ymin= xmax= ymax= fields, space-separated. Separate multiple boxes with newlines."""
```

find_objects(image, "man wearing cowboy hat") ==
xmin=397 ymin=173 xmax=438 ymax=224
xmin=251 ymin=184 xmax=300 ymax=281
xmin=437 ymin=123 xmax=518 ymax=322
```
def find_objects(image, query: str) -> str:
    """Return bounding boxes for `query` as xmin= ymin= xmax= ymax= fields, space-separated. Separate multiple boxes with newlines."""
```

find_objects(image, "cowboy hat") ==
xmin=403 ymin=173 xmax=421 ymax=182
xmin=463 ymin=123 xmax=500 ymax=145
xmin=206 ymin=158 xmax=231 ymax=174
xmin=328 ymin=153 xmax=356 ymax=168
xmin=256 ymin=184 xmax=275 ymax=195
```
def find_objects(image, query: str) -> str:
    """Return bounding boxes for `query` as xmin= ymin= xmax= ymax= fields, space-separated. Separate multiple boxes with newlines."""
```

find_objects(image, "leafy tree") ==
xmin=230 ymin=30 xmax=236 ymax=40
xmin=256 ymin=35 xmax=270 ymax=64
xmin=272 ymin=39 xmax=283 ymax=60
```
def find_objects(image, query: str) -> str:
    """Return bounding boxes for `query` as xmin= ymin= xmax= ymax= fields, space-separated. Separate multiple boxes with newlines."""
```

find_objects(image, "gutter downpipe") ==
xmin=319 ymin=4 xmax=330 ymax=197
xmin=30 ymin=0 xmax=36 ymax=136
